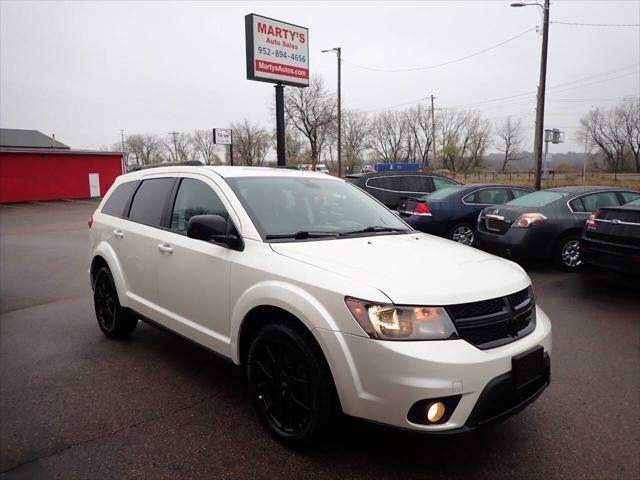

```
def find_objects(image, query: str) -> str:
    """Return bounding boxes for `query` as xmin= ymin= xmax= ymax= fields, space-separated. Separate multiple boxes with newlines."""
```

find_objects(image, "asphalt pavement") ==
xmin=0 ymin=200 xmax=638 ymax=480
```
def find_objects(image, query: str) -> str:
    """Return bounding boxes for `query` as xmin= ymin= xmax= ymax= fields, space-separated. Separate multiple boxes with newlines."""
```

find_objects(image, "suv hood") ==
xmin=270 ymin=233 xmax=530 ymax=305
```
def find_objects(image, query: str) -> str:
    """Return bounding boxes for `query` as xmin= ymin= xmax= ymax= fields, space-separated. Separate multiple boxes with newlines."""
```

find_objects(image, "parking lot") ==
xmin=0 ymin=200 xmax=638 ymax=480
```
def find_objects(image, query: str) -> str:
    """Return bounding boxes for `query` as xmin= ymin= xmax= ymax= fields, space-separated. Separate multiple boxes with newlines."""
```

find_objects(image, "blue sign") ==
xmin=375 ymin=163 xmax=420 ymax=172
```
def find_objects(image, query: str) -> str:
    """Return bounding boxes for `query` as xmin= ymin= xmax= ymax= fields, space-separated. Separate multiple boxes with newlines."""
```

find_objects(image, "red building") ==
xmin=0 ymin=129 xmax=123 ymax=203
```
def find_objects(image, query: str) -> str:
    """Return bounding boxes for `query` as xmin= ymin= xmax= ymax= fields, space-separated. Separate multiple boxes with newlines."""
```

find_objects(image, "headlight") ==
xmin=345 ymin=297 xmax=459 ymax=341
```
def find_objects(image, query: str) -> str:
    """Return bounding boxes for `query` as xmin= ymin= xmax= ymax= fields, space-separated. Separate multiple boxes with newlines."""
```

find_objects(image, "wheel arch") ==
xmin=230 ymin=281 xmax=343 ymax=365
xmin=90 ymin=242 xmax=129 ymax=307
xmin=236 ymin=303 xmax=343 ymax=412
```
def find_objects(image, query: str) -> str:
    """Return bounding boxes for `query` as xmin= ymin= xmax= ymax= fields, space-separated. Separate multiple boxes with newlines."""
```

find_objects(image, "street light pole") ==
xmin=322 ymin=47 xmax=342 ymax=177
xmin=511 ymin=0 xmax=550 ymax=190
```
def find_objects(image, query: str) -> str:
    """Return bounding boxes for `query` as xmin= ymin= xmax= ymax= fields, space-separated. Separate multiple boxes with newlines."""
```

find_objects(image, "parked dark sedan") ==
xmin=345 ymin=171 xmax=459 ymax=209
xmin=398 ymin=184 xmax=533 ymax=245
xmin=581 ymin=196 xmax=640 ymax=275
xmin=476 ymin=186 xmax=640 ymax=271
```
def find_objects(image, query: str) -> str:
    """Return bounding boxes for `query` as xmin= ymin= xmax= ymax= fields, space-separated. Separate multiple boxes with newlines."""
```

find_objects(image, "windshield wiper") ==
xmin=265 ymin=231 xmax=342 ymax=240
xmin=341 ymin=226 xmax=411 ymax=236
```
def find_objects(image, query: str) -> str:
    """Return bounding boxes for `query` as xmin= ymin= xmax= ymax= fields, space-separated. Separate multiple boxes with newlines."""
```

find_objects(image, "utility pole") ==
xmin=169 ymin=131 xmax=179 ymax=162
xmin=337 ymin=47 xmax=342 ymax=177
xmin=533 ymin=0 xmax=550 ymax=190
xmin=120 ymin=129 xmax=126 ymax=166
xmin=275 ymin=84 xmax=286 ymax=167
xmin=430 ymin=95 xmax=437 ymax=167
xmin=322 ymin=47 xmax=342 ymax=176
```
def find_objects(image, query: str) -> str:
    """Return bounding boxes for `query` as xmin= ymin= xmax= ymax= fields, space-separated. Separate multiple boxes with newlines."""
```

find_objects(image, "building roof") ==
xmin=0 ymin=129 xmax=69 ymax=149
xmin=0 ymin=147 xmax=122 ymax=156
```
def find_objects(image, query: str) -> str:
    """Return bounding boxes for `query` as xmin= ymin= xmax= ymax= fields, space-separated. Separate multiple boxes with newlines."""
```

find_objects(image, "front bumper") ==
xmin=314 ymin=305 xmax=552 ymax=432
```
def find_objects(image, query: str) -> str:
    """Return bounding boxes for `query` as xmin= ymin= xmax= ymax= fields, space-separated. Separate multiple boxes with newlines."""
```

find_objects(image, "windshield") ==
xmin=421 ymin=186 xmax=459 ymax=200
xmin=225 ymin=176 xmax=411 ymax=240
xmin=506 ymin=190 xmax=567 ymax=207
xmin=625 ymin=197 xmax=640 ymax=206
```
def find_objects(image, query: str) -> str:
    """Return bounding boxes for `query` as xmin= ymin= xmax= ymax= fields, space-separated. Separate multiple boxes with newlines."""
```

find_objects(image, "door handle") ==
xmin=113 ymin=229 xmax=124 ymax=238
xmin=157 ymin=243 xmax=173 ymax=254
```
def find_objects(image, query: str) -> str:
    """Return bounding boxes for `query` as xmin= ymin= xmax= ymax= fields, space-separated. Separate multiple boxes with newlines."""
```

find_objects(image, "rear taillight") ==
xmin=413 ymin=202 xmax=432 ymax=216
xmin=512 ymin=213 xmax=547 ymax=228
xmin=585 ymin=213 xmax=598 ymax=230
xmin=88 ymin=216 xmax=93 ymax=229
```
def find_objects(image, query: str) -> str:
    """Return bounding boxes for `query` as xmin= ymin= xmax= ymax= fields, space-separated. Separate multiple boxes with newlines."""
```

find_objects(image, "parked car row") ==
xmin=350 ymin=170 xmax=639 ymax=273
xmin=398 ymin=184 xmax=532 ymax=245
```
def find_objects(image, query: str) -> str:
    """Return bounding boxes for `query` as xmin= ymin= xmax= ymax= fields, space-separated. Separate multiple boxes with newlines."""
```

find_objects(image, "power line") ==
xmin=349 ymin=64 xmax=639 ymax=116
xmin=342 ymin=26 xmax=537 ymax=73
xmin=552 ymin=21 xmax=640 ymax=27
xmin=442 ymin=63 xmax=639 ymax=109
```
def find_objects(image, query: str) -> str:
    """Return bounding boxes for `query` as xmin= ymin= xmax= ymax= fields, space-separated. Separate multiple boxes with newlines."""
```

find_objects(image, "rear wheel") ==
xmin=246 ymin=323 xmax=333 ymax=448
xmin=93 ymin=267 xmax=137 ymax=338
xmin=450 ymin=223 xmax=475 ymax=246
xmin=554 ymin=235 xmax=583 ymax=272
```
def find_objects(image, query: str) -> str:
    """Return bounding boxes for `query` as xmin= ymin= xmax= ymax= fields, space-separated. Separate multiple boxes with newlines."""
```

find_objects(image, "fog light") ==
xmin=427 ymin=402 xmax=446 ymax=423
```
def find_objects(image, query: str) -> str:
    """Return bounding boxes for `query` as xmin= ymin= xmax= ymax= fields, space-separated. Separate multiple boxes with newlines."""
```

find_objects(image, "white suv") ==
xmin=89 ymin=166 xmax=552 ymax=446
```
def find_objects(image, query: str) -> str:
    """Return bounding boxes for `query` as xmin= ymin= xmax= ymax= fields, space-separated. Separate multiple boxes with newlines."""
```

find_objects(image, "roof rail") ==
xmin=127 ymin=160 xmax=206 ymax=172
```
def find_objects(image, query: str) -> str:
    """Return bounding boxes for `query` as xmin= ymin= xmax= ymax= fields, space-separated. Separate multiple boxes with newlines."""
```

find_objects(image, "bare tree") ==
xmin=438 ymin=109 xmax=489 ymax=173
xmin=284 ymin=76 xmax=336 ymax=169
xmin=579 ymin=107 xmax=628 ymax=174
xmin=494 ymin=117 xmax=524 ymax=172
xmin=231 ymin=119 xmax=270 ymax=166
xmin=162 ymin=132 xmax=194 ymax=162
xmin=192 ymin=129 xmax=217 ymax=165
xmin=126 ymin=134 xmax=163 ymax=165
xmin=342 ymin=110 xmax=370 ymax=173
xmin=369 ymin=110 xmax=407 ymax=163
xmin=403 ymin=105 xmax=433 ymax=169
xmin=617 ymin=97 xmax=640 ymax=173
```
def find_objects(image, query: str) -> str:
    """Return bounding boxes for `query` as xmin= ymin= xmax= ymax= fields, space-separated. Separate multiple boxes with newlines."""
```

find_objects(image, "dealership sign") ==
xmin=245 ymin=13 xmax=309 ymax=87
xmin=213 ymin=128 xmax=232 ymax=145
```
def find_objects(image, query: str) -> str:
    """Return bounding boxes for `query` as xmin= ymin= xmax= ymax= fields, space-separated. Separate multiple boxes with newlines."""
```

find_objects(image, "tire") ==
xmin=554 ymin=235 xmax=583 ymax=272
xmin=93 ymin=267 xmax=138 ymax=338
xmin=449 ymin=223 xmax=475 ymax=246
xmin=246 ymin=323 xmax=333 ymax=448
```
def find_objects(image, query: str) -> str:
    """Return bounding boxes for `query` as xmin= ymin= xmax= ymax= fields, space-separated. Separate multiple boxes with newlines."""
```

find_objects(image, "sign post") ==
xmin=213 ymin=128 xmax=233 ymax=166
xmin=245 ymin=13 xmax=309 ymax=167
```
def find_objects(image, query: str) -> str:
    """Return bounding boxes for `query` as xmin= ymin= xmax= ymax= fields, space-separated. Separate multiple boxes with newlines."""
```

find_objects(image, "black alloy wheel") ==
xmin=247 ymin=323 xmax=332 ymax=447
xmin=93 ymin=267 xmax=137 ymax=338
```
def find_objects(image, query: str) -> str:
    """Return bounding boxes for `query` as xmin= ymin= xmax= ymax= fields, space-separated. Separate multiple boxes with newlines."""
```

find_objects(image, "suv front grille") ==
xmin=446 ymin=288 xmax=535 ymax=349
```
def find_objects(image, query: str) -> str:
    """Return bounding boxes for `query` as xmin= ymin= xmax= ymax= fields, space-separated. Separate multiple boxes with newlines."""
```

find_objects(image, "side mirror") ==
xmin=187 ymin=214 xmax=244 ymax=251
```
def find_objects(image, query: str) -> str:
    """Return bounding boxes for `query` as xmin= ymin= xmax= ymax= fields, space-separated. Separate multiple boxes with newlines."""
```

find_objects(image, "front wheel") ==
xmin=555 ymin=235 xmax=583 ymax=272
xmin=246 ymin=323 xmax=333 ymax=448
xmin=450 ymin=223 xmax=475 ymax=246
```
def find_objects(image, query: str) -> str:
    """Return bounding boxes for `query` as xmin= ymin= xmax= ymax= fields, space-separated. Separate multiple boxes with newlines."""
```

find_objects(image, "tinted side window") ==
xmin=170 ymin=178 xmax=228 ymax=234
xmin=102 ymin=181 xmax=139 ymax=217
xmin=569 ymin=197 xmax=586 ymax=212
xmin=468 ymin=188 xmax=510 ymax=204
xmin=366 ymin=176 xmax=402 ymax=191
xmin=579 ymin=192 xmax=620 ymax=212
xmin=128 ymin=178 xmax=175 ymax=227
xmin=402 ymin=176 xmax=432 ymax=193
xmin=620 ymin=191 xmax=640 ymax=204
xmin=511 ymin=189 xmax=530 ymax=199
xmin=433 ymin=177 xmax=457 ymax=190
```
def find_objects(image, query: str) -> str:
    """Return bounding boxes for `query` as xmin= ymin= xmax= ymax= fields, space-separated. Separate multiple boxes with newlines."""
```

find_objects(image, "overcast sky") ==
xmin=1 ymin=0 xmax=639 ymax=154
